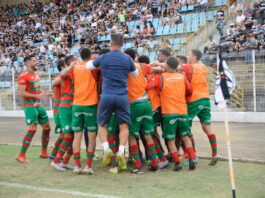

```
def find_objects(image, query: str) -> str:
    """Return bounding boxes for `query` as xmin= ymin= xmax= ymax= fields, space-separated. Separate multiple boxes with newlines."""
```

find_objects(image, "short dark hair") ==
xmin=111 ymin=33 xmax=124 ymax=47
xmin=24 ymin=55 xmax=35 ymax=63
xmin=65 ymin=55 xmax=75 ymax=66
xmin=191 ymin=49 xmax=202 ymax=61
xmin=99 ymin=48 xmax=111 ymax=55
xmin=92 ymin=51 xmax=99 ymax=55
xmin=167 ymin=57 xmax=179 ymax=70
xmin=159 ymin=49 xmax=171 ymax=57
xmin=57 ymin=60 xmax=65 ymax=72
xmin=138 ymin=55 xmax=150 ymax=64
xmin=176 ymin=55 xmax=187 ymax=64
xmin=80 ymin=48 xmax=91 ymax=60
xmin=124 ymin=48 xmax=136 ymax=60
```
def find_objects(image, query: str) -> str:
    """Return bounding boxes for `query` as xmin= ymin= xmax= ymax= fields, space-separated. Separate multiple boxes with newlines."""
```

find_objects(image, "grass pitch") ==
xmin=0 ymin=145 xmax=265 ymax=198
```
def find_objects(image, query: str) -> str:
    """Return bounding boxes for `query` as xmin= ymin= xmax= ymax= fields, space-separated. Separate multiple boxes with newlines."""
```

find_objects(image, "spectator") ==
xmin=151 ymin=0 xmax=159 ymax=16
xmin=204 ymin=36 xmax=218 ymax=54
xmin=236 ymin=9 xmax=246 ymax=24
xmin=149 ymin=22 xmax=156 ymax=35
xmin=216 ymin=8 xmax=225 ymax=36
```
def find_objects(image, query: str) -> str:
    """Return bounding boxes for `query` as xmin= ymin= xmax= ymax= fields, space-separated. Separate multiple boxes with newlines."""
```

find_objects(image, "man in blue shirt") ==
xmin=86 ymin=33 xmax=138 ymax=170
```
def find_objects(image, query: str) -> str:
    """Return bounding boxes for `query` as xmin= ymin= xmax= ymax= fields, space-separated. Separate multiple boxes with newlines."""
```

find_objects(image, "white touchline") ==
xmin=0 ymin=182 xmax=121 ymax=198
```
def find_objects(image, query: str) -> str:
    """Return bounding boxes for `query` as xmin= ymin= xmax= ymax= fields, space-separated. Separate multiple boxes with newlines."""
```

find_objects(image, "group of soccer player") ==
xmin=16 ymin=33 xmax=219 ymax=175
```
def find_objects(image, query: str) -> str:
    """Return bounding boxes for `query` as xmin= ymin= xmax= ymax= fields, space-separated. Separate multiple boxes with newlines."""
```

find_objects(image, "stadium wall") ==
xmin=0 ymin=110 xmax=265 ymax=123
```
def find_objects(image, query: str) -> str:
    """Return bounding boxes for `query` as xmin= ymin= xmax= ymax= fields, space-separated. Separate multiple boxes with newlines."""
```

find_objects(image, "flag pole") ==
xmin=223 ymin=102 xmax=236 ymax=198
xmin=216 ymin=50 xmax=236 ymax=198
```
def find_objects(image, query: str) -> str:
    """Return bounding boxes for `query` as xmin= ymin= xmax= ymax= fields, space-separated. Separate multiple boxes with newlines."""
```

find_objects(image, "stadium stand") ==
xmin=1 ymin=0 xmax=264 ymax=112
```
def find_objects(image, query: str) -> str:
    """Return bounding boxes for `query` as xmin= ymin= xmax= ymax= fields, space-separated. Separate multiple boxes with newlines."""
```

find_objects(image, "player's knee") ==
xmin=42 ymin=122 xmax=50 ymax=130
xmin=144 ymin=135 xmax=153 ymax=143
xmin=28 ymin=123 xmax=37 ymax=130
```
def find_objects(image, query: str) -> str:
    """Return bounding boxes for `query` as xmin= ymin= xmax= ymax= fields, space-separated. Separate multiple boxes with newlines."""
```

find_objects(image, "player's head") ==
xmin=91 ymin=51 xmax=99 ymax=60
xmin=80 ymin=48 xmax=91 ymax=61
xmin=138 ymin=55 xmax=150 ymax=64
xmin=124 ymin=48 xmax=136 ymax=61
xmin=110 ymin=33 xmax=124 ymax=49
xmin=157 ymin=49 xmax=171 ymax=63
xmin=166 ymin=57 xmax=179 ymax=71
xmin=176 ymin=55 xmax=187 ymax=65
xmin=99 ymin=48 xmax=111 ymax=55
xmin=24 ymin=55 xmax=38 ymax=71
xmin=57 ymin=59 xmax=65 ymax=72
xmin=188 ymin=49 xmax=202 ymax=64
xmin=65 ymin=55 xmax=76 ymax=66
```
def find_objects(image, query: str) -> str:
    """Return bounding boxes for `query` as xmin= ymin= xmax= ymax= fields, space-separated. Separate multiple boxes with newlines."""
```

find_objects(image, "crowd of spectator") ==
xmin=0 ymin=0 xmax=212 ymax=77
xmin=205 ymin=1 xmax=265 ymax=55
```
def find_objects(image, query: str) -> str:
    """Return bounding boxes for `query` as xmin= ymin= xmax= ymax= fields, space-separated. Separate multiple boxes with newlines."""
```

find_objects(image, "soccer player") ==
xmin=16 ymin=55 xmax=51 ymax=163
xmin=153 ymin=49 xmax=172 ymax=160
xmin=136 ymin=55 xmax=169 ymax=169
xmin=83 ymin=51 xmax=99 ymax=154
xmin=61 ymin=48 xmax=98 ymax=174
xmin=49 ymin=60 xmax=65 ymax=162
xmin=51 ymin=55 xmax=76 ymax=171
xmin=125 ymin=49 xmax=163 ymax=173
xmin=147 ymin=57 xmax=197 ymax=171
xmin=187 ymin=49 xmax=219 ymax=165
xmin=86 ymin=33 xmax=138 ymax=170
xmin=176 ymin=55 xmax=197 ymax=159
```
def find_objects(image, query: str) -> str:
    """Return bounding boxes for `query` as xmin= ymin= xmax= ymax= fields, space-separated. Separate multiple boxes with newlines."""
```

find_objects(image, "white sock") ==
xmin=102 ymin=142 xmax=109 ymax=152
xmin=118 ymin=145 xmax=125 ymax=154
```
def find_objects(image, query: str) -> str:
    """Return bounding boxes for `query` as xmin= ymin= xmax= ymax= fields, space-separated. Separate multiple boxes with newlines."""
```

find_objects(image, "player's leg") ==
xmin=97 ymin=94 xmax=115 ymax=165
xmin=51 ymin=106 xmax=72 ymax=171
xmin=162 ymin=115 xmax=182 ymax=171
xmin=198 ymin=99 xmax=218 ymax=165
xmin=152 ymin=109 xmax=168 ymax=168
xmin=153 ymin=108 xmax=165 ymax=153
xmin=17 ymin=106 xmax=39 ymax=163
xmin=83 ymin=105 xmax=98 ymax=174
xmin=72 ymin=132 xmax=83 ymax=174
xmin=178 ymin=115 xmax=196 ymax=170
xmin=117 ymin=123 xmax=129 ymax=170
xmin=49 ymin=112 xmax=63 ymax=162
xmin=38 ymin=106 xmax=51 ymax=158
xmin=39 ymin=121 xmax=51 ymax=158
xmin=201 ymin=123 xmax=218 ymax=165
xmin=107 ymin=114 xmax=119 ymax=174
xmin=71 ymin=105 xmax=86 ymax=174
xmin=115 ymin=95 xmax=131 ymax=170
xmin=129 ymin=135 xmax=143 ymax=174
xmin=141 ymin=101 xmax=159 ymax=172
xmin=17 ymin=123 xmax=37 ymax=163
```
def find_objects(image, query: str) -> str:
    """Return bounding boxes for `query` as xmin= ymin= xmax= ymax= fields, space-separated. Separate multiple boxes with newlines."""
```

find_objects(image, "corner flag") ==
xmin=214 ymin=54 xmax=236 ymax=109
xmin=214 ymin=54 xmax=237 ymax=198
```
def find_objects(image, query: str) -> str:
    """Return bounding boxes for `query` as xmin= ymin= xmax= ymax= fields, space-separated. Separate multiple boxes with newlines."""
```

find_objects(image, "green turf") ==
xmin=0 ymin=145 xmax=265 ymax=198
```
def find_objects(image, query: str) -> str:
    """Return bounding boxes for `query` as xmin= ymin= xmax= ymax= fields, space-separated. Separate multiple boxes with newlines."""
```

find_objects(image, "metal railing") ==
xmin=203 ymin=50 xmax=265 ymax=112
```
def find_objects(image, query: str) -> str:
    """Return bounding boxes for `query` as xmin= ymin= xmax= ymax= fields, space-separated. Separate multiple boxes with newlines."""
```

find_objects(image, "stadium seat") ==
xmin=163 ymin=25 xmax=170 ymax=35
xmin=157 ymin=27 xmax=163 ymax=35
xmin=170 ymin=25 xmax=177 ymax=34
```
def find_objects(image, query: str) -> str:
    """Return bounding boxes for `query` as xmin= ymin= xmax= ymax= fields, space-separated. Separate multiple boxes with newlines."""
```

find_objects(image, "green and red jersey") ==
xmin=60 ymin=72 xmax=74 ymax=107
xmin=53 ymin=75 xmax=61 ymax=114
xmin=17 ymin=71 xmax=41 ymax=107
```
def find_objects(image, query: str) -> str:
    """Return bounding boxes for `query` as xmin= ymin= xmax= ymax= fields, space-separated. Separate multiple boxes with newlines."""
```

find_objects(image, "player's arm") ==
xmin=18 ymin=84 xmax=46 ymax=100
xmin=141 ymin=64 xmax=164 ymax=76
xmin=52 ymin=76 xmax=61 ymax=87
xmin=61 ymin=61 xmax=75 ymax=78
xmin=184 ymin=76 xmax=193 ymax=96
xmin=86 ymin=54 xmax=103 ymax=70
xmin=129 ymin=57 xmax=138 ymax=77
xmin=146 ymin=74 xmax=163 ymax=90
